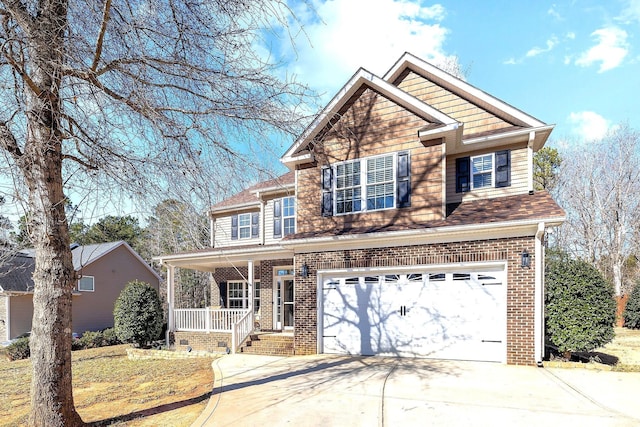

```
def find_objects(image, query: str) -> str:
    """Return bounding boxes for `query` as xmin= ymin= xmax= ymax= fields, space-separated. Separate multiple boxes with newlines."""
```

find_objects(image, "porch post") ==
xmin=167 ymin=265 xmax=175 ymax=333
xmin=247 ymin=260 xmax=254 ymax=324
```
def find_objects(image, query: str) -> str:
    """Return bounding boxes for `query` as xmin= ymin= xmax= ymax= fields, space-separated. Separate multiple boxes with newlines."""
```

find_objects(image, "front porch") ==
xmin=156 ymin=245 xmax=298 ymax=355
xmin=171 ymin=306 xmax=294 ymax=355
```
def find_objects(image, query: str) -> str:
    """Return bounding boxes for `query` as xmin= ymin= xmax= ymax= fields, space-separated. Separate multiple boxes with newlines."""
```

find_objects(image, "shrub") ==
xmin=624 ymin=283 xmax=640 ymax=329
xmin=6 ymin=337 xmax=30 ymax=361
xmin=101 ymin=327 xmax=121 ymax=346
xmin=545 ymin=255 xmax=616 ymax=353
xmin=78 ymin=331 xmax=104 ymax=349
xmin=114 ymin=280 xmax=163 ymax=347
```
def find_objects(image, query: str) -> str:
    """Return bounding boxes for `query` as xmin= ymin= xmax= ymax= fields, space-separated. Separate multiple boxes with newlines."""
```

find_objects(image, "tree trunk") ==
xmin=18 ymin=1 xmax=84 ymax=425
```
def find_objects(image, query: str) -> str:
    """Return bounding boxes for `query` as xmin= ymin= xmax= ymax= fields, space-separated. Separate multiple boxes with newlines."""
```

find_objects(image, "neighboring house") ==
xmin=0 ymin=241 xmax=161 ymax=340
xmin=156 ymin=52 xmax=565 ymax=365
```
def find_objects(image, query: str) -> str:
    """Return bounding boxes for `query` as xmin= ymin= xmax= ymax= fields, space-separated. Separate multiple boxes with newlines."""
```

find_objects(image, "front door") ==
xmin=273 ymin=267 xmax=295 ymax=330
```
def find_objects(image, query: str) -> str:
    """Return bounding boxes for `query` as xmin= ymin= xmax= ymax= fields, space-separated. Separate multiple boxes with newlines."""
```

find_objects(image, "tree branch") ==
xmin=2 ymin=0 xmax=34 ymax=36
xmin=62 ymin=153 xmax=98 ymax=170
xmin=90 ymin=0 xmax=111 ymax=72
xmin=0 ymin=120 xmax=22 ymax=160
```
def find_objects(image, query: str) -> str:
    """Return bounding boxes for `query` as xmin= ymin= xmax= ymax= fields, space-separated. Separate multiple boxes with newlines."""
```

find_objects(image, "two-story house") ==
xmin=156 ymin=52 xmax=565 ymax=365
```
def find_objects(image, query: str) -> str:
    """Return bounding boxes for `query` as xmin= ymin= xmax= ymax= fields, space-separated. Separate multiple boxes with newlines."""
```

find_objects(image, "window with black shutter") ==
xmin=321 ymin=166 xmax=333 ymax=217
xmin=456 ymin=157 xmax=470 ymax=193
xmin=231 ymin=215 xmax=238 ymax=240
xmin=396 ymin=151 xmax=411 ymax=208
xmin=495 ymin=150 xmax=511 ymax=187
xmin=251 ymin=212 xmax=259 ymax=238
xmin=273 ymin=198 xmax=282 ymax=237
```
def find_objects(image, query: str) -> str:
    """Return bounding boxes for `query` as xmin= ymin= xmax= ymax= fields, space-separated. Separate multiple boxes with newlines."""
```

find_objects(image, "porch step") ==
xmin=240 ymin=333 xmax=294 ymax=356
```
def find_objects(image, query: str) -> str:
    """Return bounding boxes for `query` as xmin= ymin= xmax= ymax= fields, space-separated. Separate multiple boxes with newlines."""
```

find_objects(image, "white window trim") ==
xmin=78 ymin=276 xmax=95 ymax=292
xmin=238 ymin=213 xmax=251 ymax=239
xmin=282 ymin=196 xmax=296 ymax=236
xmin=227 ymin=280 xmax=260 ymax=310
xmin=470 ymin=152 xmax=494 ymax=190
xmin=333 ymin=152 xmax=397 ymax=216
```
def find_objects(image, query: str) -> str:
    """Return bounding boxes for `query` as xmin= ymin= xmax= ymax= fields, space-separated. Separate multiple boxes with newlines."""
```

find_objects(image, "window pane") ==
xmin=366 ymin=155 xmax=394 ymax=211
xmin=472 ymin=154 xmax=493 ymax=189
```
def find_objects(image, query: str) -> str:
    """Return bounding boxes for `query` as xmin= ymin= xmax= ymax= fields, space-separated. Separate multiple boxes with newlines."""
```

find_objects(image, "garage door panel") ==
xmin=322 ymin=269 xmax=505 ymax=361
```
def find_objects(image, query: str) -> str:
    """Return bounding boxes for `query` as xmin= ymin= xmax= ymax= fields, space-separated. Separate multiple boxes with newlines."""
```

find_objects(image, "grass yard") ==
xmin=0 ymin=344 xmax=215 ymax=426
xmin=594 ymin=327 xmax=640 ymax=370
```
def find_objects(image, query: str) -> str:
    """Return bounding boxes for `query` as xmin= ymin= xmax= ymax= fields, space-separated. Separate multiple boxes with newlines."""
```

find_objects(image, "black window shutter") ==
xmin=396 ymin=151 xmax=411 ymax=208
xmin=321 ymin=166 xmax=333 ymax=217
xmin=231 ymin=215 xmax=238 ymax=240
xmin=495 ymin=150 xmax=511 ymax=188
xmin=273 ymin=199 xmax=282 ymax=238
xmin=251 ymin=212 xmax=259 ymax=238
xmin=456 ymin=157 xmax=471 ymax=193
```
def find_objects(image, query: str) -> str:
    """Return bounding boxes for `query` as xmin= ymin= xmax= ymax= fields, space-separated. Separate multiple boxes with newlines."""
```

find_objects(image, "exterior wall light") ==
xmin=301 ymin=263 xmax=309 ymax=278
xmin=521 ymin=250 xmax=531 ymax=268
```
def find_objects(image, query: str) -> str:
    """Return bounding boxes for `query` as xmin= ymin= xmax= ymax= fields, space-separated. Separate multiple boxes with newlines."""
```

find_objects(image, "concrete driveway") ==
xmin=192 ymin=354 xmax=640 ymax=427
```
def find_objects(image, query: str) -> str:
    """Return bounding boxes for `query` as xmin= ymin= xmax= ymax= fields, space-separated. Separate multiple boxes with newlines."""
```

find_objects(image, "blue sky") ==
xmin=273 ymin=0 xmax=640 ymax=145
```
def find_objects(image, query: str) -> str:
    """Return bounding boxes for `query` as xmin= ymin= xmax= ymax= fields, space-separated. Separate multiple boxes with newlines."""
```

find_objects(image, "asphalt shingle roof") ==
xmin=0 ymin=241 xmax=132 ymax=293
xmin=210 ymin=171 xmax=295 ymax=211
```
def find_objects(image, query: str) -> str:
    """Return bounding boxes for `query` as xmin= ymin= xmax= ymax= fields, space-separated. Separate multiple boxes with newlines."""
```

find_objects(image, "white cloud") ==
xmin=526 ymin=37 xmax=558 ymax=57
xmin=503 ymin=57 xmax=519 ymax=65
xmin=279 ymin=0 xmax=451 ymax=100
xmin=617 ymin=0 xmax=640 ymax=23
xmin=567 ymin=111 xmax=612 ymax=141
xmin=575 ymin=27 xmax=629 ymax=72
xmin=547 ymin=5 xmax=562 ymax=20
xmin=565 ymin=31 xmax=575 ymax=40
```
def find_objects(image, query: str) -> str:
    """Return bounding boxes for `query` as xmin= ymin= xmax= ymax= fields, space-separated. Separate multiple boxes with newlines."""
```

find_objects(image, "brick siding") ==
xmin=174 ymin=331 xmax=232 ymax=354
xmin=294 ymin=236 xmax=537 ymax=365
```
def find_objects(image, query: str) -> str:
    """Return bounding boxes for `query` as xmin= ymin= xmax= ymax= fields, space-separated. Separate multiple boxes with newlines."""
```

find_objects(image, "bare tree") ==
xmin=556 ymin=124 xmax=640 ymax=296
xmin=0 ymin=1 xmax=316 ymax=425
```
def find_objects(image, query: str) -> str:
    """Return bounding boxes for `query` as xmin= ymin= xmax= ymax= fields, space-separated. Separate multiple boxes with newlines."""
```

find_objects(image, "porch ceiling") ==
xmin=155 ymin=244 xmax=294 ymax=272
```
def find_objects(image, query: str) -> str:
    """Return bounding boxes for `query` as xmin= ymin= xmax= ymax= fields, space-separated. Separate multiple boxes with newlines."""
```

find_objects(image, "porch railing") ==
xmin=231 ymin=309 xmax=253 ymax=354
xmin=174 ymin=308 xmax=249 ymax=332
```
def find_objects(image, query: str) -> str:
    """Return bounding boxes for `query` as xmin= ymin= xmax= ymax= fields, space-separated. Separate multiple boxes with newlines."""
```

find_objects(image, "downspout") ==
xmin=527 ymin=131 xmax=535 ymax=194
xmin=534 ymin=222 xmax=545 ymax=366
xmin=209 ymin=214 xmax=215 ymax=248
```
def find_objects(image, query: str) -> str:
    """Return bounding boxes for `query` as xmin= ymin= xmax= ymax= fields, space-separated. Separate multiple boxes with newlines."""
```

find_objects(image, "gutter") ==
xmin=280 ymin=215 xmax=565 ymax=251
xmin=462 ymin=124 xmax=554 ymax=146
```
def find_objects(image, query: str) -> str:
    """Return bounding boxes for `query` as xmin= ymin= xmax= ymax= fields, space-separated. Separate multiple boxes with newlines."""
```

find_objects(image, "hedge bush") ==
xmin=113 ymin=280 xmax=163 ymax=347
xmin=545 ymin=255 xmax=616 ymax=353
xmin=624 ymin=283 xmax=640 ymax=329
xmin=5 ymin=337 xmax=30 ymax=361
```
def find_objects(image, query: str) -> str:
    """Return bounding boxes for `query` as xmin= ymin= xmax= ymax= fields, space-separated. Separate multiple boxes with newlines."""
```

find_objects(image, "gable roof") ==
xmin=281 ymin=67 xmax=462 ymax=167
xmin=209 ymin=171 xmax=295 ymax=215
xmin=282 ymin=52 xmax=554 ymax=165
xmin=0 ymin=241 xmax=160 ymax=293
xmin=384 ymin=52 xmax=554 ymax=152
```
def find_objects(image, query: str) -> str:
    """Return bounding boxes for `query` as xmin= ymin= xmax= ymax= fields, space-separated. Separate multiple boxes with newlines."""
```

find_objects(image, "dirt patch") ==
xmin=0 ymin=344 xmax=216 ymax=426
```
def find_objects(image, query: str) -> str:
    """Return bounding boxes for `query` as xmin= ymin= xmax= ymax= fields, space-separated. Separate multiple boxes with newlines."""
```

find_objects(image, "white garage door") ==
xmin=322 ymin=269 xmax=505 ymax=362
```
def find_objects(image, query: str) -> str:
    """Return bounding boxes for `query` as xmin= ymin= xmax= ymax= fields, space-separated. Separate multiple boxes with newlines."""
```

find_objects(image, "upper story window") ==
xmin=322 ymin=151 xmax=411 ymax=217
xmin=283 ymin=197 xmax=295 ymax=235
xmin=336 ymin=160 xmax=362 ymax=214
xmin=238 ymin=213 xmax=251 ymax=239
xmin=78 ymin=276 xmax=94 ymax=292
xmin=231 ymin=212 xmax=259 ymax=240
xmin=456 ymin=150 xmax=511 ymax=193
xmin=472 ymin=154 xmax=493 ymax=189
xmin=274 ymin=196 xmax=296 ymax=238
